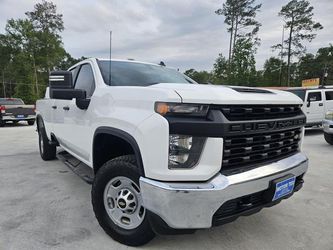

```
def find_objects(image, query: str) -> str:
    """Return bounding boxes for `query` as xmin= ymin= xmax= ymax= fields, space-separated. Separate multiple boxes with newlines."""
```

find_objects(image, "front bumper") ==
xmin=140 ymin=152 xmax=308 ymax=229
xmin=323 ymin=119 xmax=333 ymax=134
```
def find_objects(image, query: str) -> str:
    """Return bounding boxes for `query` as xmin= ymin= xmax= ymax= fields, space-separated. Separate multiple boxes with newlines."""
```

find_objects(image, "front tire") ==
xmin=324 ymin=132 xmax=333 ymax=145
xmin=0 ymin=119 xmax=5 ymax=127
xmin=38 ymin=128 xmax=56 ymax=160
xmin=92 ymin=155 xmax=155 ymax=246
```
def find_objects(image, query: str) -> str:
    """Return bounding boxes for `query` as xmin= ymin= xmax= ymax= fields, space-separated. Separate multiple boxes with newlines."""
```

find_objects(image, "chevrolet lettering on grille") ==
xmin=229 ymin=118 xmax=306 ymax=133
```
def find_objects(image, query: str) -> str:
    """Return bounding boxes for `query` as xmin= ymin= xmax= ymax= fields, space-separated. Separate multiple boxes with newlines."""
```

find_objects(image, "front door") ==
xmin=304 ymin=90 xmax=324 ymax=124
xmin=57 ymin=63 xmax=96 ymax=163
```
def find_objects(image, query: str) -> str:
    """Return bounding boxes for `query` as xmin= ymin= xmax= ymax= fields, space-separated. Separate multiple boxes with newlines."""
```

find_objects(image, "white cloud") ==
xmin=0 ymin=0 xmax=332 ymax=71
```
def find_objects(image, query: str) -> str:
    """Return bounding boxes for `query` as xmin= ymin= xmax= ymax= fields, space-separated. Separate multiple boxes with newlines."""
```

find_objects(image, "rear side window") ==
xmin=307 ymin=92 xmax=322 ymax=102
xmin=325 ymin=91 xmax=333 ymax=100
xmin=74 ymin=64 xmax=95 ymax=98
xmin=0 ymin=98 xmax=24 ymax=105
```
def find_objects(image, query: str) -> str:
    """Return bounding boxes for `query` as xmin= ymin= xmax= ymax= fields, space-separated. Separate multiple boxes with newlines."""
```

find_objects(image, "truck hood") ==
xmin=151 ymin=83 xmax=302 ymax=105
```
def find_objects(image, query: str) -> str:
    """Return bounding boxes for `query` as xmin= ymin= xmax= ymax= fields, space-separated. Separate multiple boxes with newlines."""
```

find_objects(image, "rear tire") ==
xmin=38 ymin=127 xmax=56 ymax=160
xmin=324 ymin=132 xmax=333 ymax=145
xmin=28 ymin=120 xmax=35 ymax=126
xmin=92 ymin=155 xmax=155 ymax=246
xmin=0 ymin=119 xmax=4 ymax=127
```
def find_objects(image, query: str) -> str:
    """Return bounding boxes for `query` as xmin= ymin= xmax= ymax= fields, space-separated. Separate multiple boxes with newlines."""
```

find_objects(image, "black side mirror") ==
xmin=307 ymin=100 xmax=311 ymax=107
xmin=49 ymin=71 xmax=73 ymax=89
xmin=49 ymin=70 xmax=91 ymax=110
xmin=51 ymin=88 xmax=86 ymax=100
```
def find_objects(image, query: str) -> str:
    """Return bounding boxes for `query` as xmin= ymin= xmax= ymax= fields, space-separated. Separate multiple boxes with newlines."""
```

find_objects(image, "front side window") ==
xmin=98 ymin=60 xmax=196 ymax=86
xmin=70 ymin=67 xmax=80 ymax=84
xmin=307 ymin=92 xmax=322 ymax=102
xmin=75 ymin=64 xmax=95 ymax=98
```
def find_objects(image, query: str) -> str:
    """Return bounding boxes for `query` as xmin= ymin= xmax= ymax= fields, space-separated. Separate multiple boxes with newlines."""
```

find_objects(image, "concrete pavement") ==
xmin=0 ymin=124 xmax=332 ymax=250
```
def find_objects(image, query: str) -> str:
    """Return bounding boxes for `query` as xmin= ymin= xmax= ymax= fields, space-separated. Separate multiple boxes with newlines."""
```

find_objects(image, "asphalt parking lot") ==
xmin=0 ymin=124 xmax=332 ymax=250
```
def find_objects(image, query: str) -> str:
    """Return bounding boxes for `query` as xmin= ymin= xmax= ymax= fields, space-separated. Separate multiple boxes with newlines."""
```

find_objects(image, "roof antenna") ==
xmin=108 ymin=30 xmax=112 ymax=86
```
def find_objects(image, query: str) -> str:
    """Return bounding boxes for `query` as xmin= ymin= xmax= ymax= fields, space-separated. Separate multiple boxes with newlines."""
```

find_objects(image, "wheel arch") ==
xmin=93 ymin=127 xmax=145 ymax=176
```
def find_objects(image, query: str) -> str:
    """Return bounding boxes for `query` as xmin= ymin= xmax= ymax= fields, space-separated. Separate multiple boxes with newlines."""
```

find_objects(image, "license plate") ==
xmin=16 ymin=115 xmax=24 ymax=118
xmin=272 ymin=176 xmax=296 ymax=201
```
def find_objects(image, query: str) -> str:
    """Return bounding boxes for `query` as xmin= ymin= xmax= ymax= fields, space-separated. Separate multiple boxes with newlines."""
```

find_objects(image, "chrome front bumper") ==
xmin=323 ymin=119 xmax=333 ymax=134
xmin=140 ymin=152 xmax=308 ymax=229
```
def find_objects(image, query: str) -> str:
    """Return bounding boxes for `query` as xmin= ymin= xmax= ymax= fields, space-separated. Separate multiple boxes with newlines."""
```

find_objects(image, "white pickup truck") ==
xmin=36 ymin=58 xmax=308 ymax=246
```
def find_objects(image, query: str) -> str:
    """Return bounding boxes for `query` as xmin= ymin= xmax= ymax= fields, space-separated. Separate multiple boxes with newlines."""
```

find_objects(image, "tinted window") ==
xmin=307 ymin=92 xmax=322 ymax=102
xmin=0 ymin=98 xmax=24 ymax=105
xmin=325 ymin=91 xmax=333 ymax=100
xmin=75 ymin=64 xmax=95 ymax=98
xmin=286 ymin=89 xmax=306 ymax=101
xmin=70 ymin=67 xmax=80 ymax=84
xmin=98 ymin=61 xmax=195 ymax=86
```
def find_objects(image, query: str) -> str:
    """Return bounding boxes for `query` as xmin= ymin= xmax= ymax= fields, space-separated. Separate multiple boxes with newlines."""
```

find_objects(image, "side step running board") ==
xmin=57 ymin=151 xmax=94 ymax=184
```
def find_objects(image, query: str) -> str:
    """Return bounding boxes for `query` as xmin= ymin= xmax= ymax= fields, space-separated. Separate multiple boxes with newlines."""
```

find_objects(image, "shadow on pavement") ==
xmin=0 ymin=121 xmax=31 ymax=128
xmin=304 ymin=127 xmax=323 ymax=136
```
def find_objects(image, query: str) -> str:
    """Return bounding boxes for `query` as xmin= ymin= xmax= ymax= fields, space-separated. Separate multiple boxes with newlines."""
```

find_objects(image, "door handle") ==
xmin=319 ymin=103 xmax=323 ymax=106
xmin=63 ymin=106 xmax=70 ymax=111
xmin=51 ymin=105 xmax=57 ymax=109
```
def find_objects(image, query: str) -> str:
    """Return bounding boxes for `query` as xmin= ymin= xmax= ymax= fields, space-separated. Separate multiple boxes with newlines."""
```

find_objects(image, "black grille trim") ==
xmin=222 ymin=127 xmax=302 ymax=171
xmin=213 ymin=104 xmax=303 ymax=121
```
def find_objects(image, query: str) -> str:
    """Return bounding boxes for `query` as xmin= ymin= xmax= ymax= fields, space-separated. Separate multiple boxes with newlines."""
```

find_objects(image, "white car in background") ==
xmin=286 ymin=87 xmax=333 ymax=127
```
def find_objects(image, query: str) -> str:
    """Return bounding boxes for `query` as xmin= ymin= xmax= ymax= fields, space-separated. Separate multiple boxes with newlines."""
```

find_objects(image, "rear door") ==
xmin=304 ymin=90 xmax=325 ymax=124
xmin=324 ymin=90 xmax=333 ymax=112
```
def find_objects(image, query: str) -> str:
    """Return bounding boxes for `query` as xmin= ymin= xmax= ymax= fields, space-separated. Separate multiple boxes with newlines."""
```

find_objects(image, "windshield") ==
xmin=0 ymin=98 xmax=24 ymax=105
xmin=98 ymin=60 xmax=195 ymax=86
xmin=286 ymin=89 xmax=306 ymax=101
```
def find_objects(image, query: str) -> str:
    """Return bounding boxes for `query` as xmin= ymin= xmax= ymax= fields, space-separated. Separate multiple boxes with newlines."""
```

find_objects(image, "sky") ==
xmin=0 ymin=0 xmax=332 ymax=71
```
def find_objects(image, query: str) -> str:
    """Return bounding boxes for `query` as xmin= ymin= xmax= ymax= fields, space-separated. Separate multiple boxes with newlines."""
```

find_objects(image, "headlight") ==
xmin=325 ymin=111 xmax=333 ymax=120
xmin=155 ymin=102 xmax=209 ymax=117
xmin=168 ymin=134 xmax=206 ymax=169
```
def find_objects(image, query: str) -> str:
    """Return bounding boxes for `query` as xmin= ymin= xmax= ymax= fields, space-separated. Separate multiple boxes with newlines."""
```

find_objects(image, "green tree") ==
xmin=57 ymin=54 xmax=87 ymax=70
xmin=272 ymin=0 xmax=323 ymax=86
xmin=0 ymin=1 xmax=69 ymax=102
xmin=184 ymin=69 xmax=214 ymax=84
xmin=26 ymin=0 xmax=65 ymax=73
xmin=216 ymin=0 xmax=261 ymax=62
xmin=0 ymin=34 xmax=13 ymax=97
xmin=212 ymin=53 xmax=228 ymax=84
xmin=228 ymin=37 xmax=257 ymax=85
xmin=262 ymin=57 xmax=287 ymax=86
xmin=297 ymin=44 xmax=333 ymax=86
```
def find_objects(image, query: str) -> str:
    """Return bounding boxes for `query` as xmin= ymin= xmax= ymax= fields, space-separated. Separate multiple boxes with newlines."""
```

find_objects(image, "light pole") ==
xmin=278 ymin=26 xmax=285 ymax=86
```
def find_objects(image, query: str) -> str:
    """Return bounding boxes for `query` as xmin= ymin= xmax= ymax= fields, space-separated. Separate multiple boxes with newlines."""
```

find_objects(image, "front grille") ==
xmin=217 ymin=105 xmax=302 ymax=121
xmin=222 ymin=127 xmax=301 ymax=172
